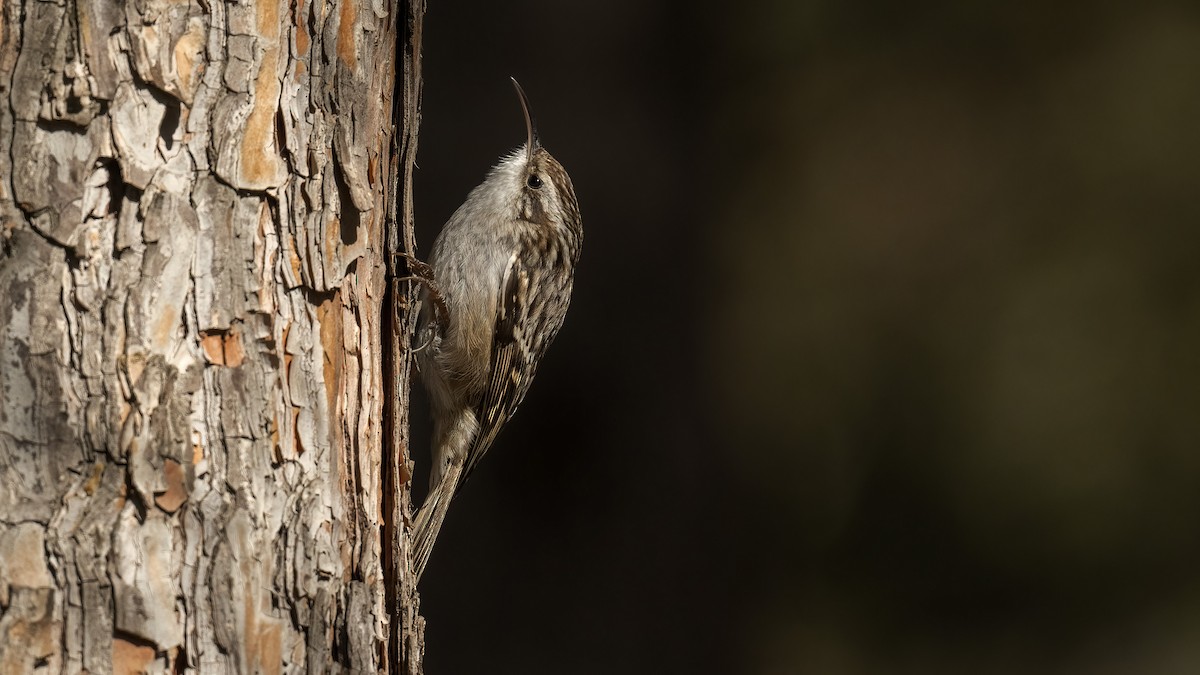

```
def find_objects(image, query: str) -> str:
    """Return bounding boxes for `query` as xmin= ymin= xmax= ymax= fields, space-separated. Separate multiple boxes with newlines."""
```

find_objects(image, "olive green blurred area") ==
xmin=413 ymin=1 xmax=1200 ymax=673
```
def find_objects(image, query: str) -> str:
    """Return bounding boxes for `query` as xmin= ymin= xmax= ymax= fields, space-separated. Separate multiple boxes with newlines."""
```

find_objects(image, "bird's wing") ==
xmin=459 ymin=253 xmax=533 ymax=488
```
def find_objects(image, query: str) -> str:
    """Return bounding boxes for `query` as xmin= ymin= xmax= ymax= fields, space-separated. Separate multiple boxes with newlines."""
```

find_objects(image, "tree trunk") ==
xmin=0 ymin=0 xmax=424 ymax=671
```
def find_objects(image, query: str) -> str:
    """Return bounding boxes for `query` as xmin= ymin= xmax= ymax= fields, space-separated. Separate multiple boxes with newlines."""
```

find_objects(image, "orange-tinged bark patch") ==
xmin=316 ymin=292 xmax=342 ymax=417
xmin=240 ymin=0 xmax=284 ymax=187
xmin=222 ymin=329 xmax=246 ymax=367
xmin=200 ymin=332 xmax=225 ymax=364
xmin=337 ymin=0 xmax=358 ymax=70
xmin=200 ymin=329 xmax=246 ymax=367
xmin=253 ymin=621 xmax=283 ymax=675
xmin=257 ymin=0 xmax=281 ymax=53
xmin=294 ymin=0 xmax=310 ymax=54
xmin=113 ymin=637 xmax=155 ymax=675
xmin=155 ymin=459 xmax=188 ymax=513
xmin=83 ymin=462 xmax=105 ymax=496
xmin=153 ymin=303 xmax=181 ymax=353
xmin=241 ymin=49 xmax=282 ymax=186
xmin=287 ymin=244 xmax=303 ymax=283
xmin=234 ymin=556 xmax=286 ymax=675
xmin=173 ymin=20 xmax=206 ymax=100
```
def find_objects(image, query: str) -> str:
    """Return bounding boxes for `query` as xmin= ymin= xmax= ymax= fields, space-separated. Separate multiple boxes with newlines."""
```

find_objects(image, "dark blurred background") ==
xmin=409 ymin=1 xmax=1200 ymax=672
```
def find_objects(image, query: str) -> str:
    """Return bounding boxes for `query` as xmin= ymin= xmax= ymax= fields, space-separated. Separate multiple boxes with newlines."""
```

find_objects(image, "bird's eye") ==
xmin=527 ymin=174 xmax=543 ymax=189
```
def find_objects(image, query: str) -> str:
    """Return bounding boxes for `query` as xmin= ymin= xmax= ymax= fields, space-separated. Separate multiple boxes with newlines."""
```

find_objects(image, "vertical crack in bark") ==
xmin=383 ymin=0 xmax=425 ymax=672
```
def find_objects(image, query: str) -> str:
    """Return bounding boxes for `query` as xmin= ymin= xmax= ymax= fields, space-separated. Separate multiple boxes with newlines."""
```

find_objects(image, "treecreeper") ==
xmin=411 ymin=78 xmax=583 ymax=581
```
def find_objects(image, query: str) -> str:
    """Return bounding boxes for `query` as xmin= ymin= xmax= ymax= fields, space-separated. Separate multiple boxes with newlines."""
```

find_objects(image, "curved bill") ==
xmin=510 ymin=77 xmax=539 ymax=163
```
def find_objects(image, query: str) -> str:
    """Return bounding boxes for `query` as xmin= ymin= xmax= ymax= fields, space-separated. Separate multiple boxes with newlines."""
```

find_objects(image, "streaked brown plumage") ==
xmin=411 ymin=79 xmax=582 ymax=580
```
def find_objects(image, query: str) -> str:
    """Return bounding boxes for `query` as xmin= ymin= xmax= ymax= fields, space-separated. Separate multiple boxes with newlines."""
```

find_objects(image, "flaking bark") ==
xmin=0 ymin=0 xmax=424 ymax=672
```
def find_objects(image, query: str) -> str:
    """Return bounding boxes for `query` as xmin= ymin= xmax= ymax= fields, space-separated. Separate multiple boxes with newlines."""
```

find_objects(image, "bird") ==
xmin=410 ymin=78 xmax=582 ymax=581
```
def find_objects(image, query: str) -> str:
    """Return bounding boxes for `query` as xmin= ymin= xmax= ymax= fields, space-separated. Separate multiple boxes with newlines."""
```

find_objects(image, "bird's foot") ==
xmin=392 ymin=252 xmax=449 ymax=330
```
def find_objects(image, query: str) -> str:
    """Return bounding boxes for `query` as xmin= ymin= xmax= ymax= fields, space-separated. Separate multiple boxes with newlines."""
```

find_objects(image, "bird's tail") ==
xmin=411 ymin=461 xmax=463 ymax=581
